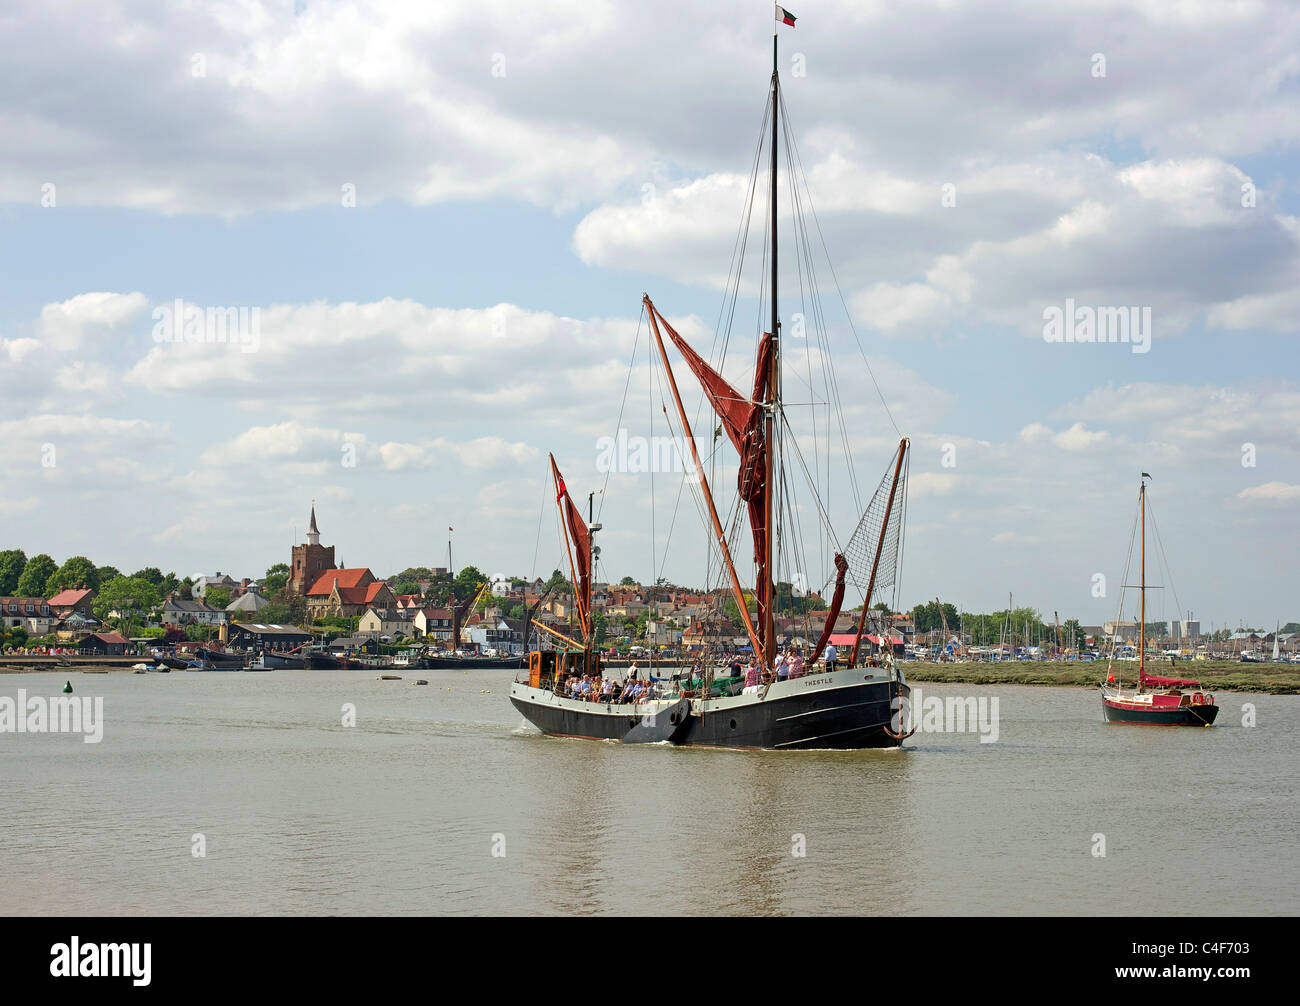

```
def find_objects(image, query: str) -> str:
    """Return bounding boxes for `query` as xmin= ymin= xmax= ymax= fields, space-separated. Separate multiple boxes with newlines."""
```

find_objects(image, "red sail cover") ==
xmin=651 ymin=305 xmax=771 ymax=627
xmin=811 ymin=553 xmax=848 ymax=660
xmin=1140 ymin=671 xmax=1201 ymax=689
xmin=551 ymin=455 xmax=591 ymax=637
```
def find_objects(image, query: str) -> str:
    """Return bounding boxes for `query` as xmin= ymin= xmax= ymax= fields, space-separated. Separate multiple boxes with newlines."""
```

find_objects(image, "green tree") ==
xmin=96 ymin=565 xmax=122 ymax=583
xmin=45 ymin=555 xmax=101 ymax=596
xmin=721 ymin=591 xmax=756 ymax=627
xmin=205 ymin=587 xmax=232 ymax=610
xmin=158 ymin=572 xmax=180 ymax=597
xmin=93 ymin=576 xmax=162 ymax=622
xmin=544 ymin=568 xmax=570 ymax=593
xmin=592 ymin=610 xmax=608 ymax=646
xmin=618 ymin=575 xmax=638 ymax=586
xmin=262 ymin=563 xmax=290 ymax=594
xmin=179 ymin=577 xmax=194 ymax=600
xmin=131 ymin=567 xmax=164 ymax=586
xmin=15 ymin=554 xmax=58 ymax=597
xmin=390 ymin=566 xmax=433 ymax=584
xmin=0 ymin=549 xmax=27 ymax=594
xmin=423 ymin=571 xmax=453 ymax=605
xmin=454 ymin=565 xmax=487 ymax=599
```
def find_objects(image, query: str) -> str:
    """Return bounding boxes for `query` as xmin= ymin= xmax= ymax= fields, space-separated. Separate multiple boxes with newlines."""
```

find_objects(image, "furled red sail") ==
xmin=810 ymin=553 xmax=848 ymax=661
xmin=550 ymin=454 xmax=591 ymax=637
xmin=1140 ymin=671 xmax=1201 ymax=689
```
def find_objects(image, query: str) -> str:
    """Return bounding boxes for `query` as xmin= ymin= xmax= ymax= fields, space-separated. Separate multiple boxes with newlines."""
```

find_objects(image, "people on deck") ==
xmin=788 ymin=649 xmax=806 ymax=679
xmin=823 ymin=642 xmax=838 ymax=671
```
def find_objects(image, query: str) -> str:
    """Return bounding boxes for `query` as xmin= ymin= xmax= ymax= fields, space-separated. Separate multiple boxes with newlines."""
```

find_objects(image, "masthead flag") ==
xmin=776 ymin=5 xmax=796 ymax=27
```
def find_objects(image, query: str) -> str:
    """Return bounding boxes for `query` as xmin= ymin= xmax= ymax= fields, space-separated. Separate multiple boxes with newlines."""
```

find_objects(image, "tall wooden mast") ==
xmin=1139 ymin=476 xmax=1146 ymax=682
xmin=764 ymin=31 xmax=779 ymax=669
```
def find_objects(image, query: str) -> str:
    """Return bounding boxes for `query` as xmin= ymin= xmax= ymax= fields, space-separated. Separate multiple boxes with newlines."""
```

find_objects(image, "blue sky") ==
xmin=1 ymin=0 xmax=1297 ymax=631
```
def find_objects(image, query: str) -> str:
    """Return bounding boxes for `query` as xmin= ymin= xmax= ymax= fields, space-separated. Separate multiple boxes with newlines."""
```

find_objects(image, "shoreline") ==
xmin=901 ymin=660 xmax=1300 ymax=695
xmin=4 ymin=658 xmax=1298 ymax=695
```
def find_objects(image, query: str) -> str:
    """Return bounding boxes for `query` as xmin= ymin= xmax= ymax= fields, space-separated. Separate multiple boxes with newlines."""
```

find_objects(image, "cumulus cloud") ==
xmin=1237 ymin=481 xmax=1300 ymax=504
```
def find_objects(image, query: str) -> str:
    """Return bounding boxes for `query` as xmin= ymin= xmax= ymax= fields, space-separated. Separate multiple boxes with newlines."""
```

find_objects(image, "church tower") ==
xmin=289 ymin=501 xmax=335 ymax=596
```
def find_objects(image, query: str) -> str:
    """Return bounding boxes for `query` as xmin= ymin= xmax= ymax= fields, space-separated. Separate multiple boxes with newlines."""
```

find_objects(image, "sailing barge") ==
xmin=510 ymin=25 xmax=914 ymax=749
xmin=1100 ymin=475 xmax=1218 ymax=726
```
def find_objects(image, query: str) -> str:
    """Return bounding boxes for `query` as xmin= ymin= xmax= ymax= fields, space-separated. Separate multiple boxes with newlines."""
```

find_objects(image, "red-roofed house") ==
xmin=304 ymin=568 xmax=395 ymax=618
xmin=48 ymin=588 xmax=96 ymax=616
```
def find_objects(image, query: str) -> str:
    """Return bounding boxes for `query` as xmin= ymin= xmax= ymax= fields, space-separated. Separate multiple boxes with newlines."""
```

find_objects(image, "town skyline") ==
xmin=1 ymin=495 xmax=1293 ymax=636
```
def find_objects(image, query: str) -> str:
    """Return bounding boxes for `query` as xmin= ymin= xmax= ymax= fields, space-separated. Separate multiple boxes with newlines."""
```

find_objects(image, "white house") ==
xmin=358 ymin=607 xmax=414 ymax=640
xmin=466 ymin=616 xmax=525 ymax=655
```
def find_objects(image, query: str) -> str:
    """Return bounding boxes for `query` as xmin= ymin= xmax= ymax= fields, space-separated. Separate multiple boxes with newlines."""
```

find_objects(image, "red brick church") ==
xmin=287 ymin=505 xmax=393 ymax=618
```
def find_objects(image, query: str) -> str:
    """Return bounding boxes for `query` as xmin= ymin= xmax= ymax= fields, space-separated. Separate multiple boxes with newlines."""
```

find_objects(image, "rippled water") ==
xmin=2 ymin=669 xmax=1296 ymax=915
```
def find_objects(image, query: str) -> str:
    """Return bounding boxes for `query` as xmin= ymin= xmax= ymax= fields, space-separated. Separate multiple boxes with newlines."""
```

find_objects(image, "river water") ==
xmin=2 ymin=670 xmax=1296 ymax=915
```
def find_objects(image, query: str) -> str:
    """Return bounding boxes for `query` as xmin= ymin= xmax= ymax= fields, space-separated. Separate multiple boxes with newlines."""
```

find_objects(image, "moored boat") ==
xmin=1100 ymin=474 xmax=1218 ymax=726
xmin=191 ymin=647 xmax=246 ymax=670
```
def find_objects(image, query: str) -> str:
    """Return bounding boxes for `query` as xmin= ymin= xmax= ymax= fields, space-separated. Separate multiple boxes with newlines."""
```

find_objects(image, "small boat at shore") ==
xmin=1100 ymin=474 xmax=1218 ymax=726
xmin=189 ymin=647 xmax=245 ymax=670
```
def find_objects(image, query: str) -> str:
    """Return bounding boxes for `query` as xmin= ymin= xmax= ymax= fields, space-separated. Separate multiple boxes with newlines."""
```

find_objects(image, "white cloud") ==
xmin=1237 ymin=481 xmax=1300 ymax=504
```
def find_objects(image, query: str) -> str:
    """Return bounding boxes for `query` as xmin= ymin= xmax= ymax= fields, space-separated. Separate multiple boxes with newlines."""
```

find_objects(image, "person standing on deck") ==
xmin=823 ymin=642 xmax=838 ymax=672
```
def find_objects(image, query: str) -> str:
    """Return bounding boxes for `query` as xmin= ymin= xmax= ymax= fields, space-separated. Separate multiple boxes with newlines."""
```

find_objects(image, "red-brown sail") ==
xmin=645 ymin=301 xmax=773 ymax=641
xmin=810 ymin=552 xmax=849 ymax=661
xmin=550 ymin=454 xmax=592 ymax=638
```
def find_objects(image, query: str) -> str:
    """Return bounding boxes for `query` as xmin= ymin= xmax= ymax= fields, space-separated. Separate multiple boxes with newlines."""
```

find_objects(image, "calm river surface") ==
xmin=2 ymin=669 xmax=1296 ymax=915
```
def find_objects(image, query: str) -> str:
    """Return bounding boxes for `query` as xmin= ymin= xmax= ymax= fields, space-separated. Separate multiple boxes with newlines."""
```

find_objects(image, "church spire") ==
xmin=307 ymin=499 xmax=320 ymax=546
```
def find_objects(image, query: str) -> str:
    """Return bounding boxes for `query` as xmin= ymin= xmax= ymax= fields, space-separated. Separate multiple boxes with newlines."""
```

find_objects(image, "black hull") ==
xmin=430 ymin=656 xmax=526 ymax=671
xmin=511 ymin=676 xmax=906 ymax=750
xmin=1102 ymin=700 xmax=1219 ymax=726
xmin=305 ymin=653 xmax=340 ymax=669
xmin=194 ymin=648 xmax=244 ymax=668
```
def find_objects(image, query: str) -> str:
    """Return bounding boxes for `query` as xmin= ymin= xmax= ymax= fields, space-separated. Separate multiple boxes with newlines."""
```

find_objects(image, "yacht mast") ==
xmin=1139 ymin=476 xmax=1146 ymax=682
xmin=765 ymin=32 xmax=779 ymax=669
